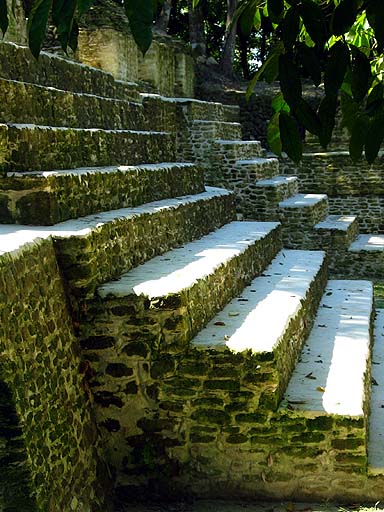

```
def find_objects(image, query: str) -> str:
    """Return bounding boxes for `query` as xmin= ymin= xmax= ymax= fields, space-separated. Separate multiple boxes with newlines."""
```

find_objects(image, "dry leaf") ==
xmin=316 ymin=386 xmax=325 ymax=392
xmin=228 ymin=311 xmax=239 ymax=317
xmin=214 ymin=321 xmax=225 ymax=326
xmin=267 ymin=453 xmax=273 ymax=467
xmin=305 ymin=372 xmax=316 ymax=380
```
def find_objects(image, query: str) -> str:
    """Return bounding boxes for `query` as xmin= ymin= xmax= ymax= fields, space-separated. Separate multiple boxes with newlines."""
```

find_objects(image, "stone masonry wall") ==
xmin=0 ymin=238 xmax=108 ymax=511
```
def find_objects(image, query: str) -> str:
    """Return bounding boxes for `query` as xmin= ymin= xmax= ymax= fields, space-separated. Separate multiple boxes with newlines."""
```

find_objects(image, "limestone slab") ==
xmin=349 ymin=234 xmax=384 ymax=252
xmin=279 ymin=194 xmax=328 ymax=208
xmin=283 ymin=280 xmax=373 ymax=416
xmin=315 ymin=214 xmax=357 ymax=232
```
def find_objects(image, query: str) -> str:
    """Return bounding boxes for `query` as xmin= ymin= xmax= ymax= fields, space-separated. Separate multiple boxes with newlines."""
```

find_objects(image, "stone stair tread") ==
xmin=97 ymin=220 xmax=280 ymax=299
xmin=349 ymin=234 xmax=384 ymax=252
xmin=215 ymin=140 xmax=261 ymax=146
xmin=256 ymin=175 xmax=298 ymax=187
xmin=283 ymin=280 xmax=373 ymax=416
xmin=192 ymin=249 xmax=325 ymax=353
xmin=5 ymin=162 xmax=197 ymax=179
xmin=279 ymin=193 xmax=328 ymax=208
xmin=236 ymin=157 xmax=274 ymax=165
xmin=5 ymin=122 xmax=166 ymax=135
xmin=368 ymin=309 xmax=384 ymax=474
xmin=0 ymin=187 xmax=231 ymax=255
xmin=315 ymin=214 xmax=357 ymax=231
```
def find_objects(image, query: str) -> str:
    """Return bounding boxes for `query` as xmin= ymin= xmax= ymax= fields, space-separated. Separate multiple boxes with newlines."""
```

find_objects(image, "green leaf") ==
xmin=349 ymin=114 xmax=369 ymax=162
xmin=124 ymin=0 xmax=154 ymax=56
xmin=331 ymin=0 xmax=358 ymax=36
xmin=366 ymin=0 xmax=384 ymax=51
xmin=271 ymin=92 xmax=290 ymax=113
xmin=351 ymin=46 xmax=372 ymax=102
xmin=27 ymin=0 xmax=53 ymax=58
xmin=299 ymin=0 xmax=327 ymax=47
xmin=239 ymin=1 xmax=258 ymax=36
xmin=77 ymin=0 xmax=93 ymax=15
xmin=0 ymin=0 xmax=9 ymax=36
xmin=267 ymin=0 xmax=283 ymax=24
xmin=279 ymin=111 xmax=302 ymax=163
xmin=279 ymin=53 xmax=302 ymax=108
xmin=297 ymin=43 xmax=321 ymax=86
xmin=365 ymin=114 xmax=384 ymax=163
xmin=246 ymin=41 xmax=284 ymax=99
xmin=318 ymin=94 xmax=337 ymax=148
xmin=52 ymin=0 xmax=77 ymax=51
xmin=366 ymin=82 xmax=384 ymax=115
xmin=293 ymin=98 xmax=321 ymax=136
xmin=281 ymin=6 xmax=300 ymax=51
xmin=267 ymin=112 xmax=282 ymax=155
xmin=324 ymin=41 xmax=350 ymax=96
xmin=340 ymin=90 xmax=359 ymax=132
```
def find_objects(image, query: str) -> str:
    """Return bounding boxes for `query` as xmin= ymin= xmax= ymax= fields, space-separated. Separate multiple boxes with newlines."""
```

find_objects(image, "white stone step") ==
xmin=350 ymin=234 xmax=384 ymax=252
xmin=192 ymin=249 xmax=327 ymax=403
xmin=256 ymin=175 xmax=298 ymax=188
xmin=98 ymin=221 xmax=281 ymax=299
xmin=347 ymin=234 xmax=384 ymax=279
xmin=314 ymin=214 xmax=358 ymax=233
xmin=283 ymin=280 xmax=373 ymax=416
xmin=279 ymin=193 xmax=328 ymax=209
xmin=369 ymin=309 xmax=384 ymax=475
xmin=0 ymin=187 xmax=235 ymax=297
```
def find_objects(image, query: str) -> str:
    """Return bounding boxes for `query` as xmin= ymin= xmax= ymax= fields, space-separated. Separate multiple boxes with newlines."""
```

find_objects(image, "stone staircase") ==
xmin=0 ymin=38 xmax=384 ymax=511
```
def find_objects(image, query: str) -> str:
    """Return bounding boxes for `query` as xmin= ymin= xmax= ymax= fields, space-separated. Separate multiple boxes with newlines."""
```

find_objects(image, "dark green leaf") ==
xmin=267 ymin=0 xmax=283 ymax=23
xmin=318 ymin=94 xmax=337 ymax=148
xmin=0 ymin=0 xmax=9 ymax=36
xmin=299 ymin=0 xmax=327 ymax=47
xmin=340 ymin=91 xmax=359 ymax=132
xmin=366 ymin=83 xmax=384 ymax=115
xmin=351 ymin=46 xmax=372 ymax=102
xmin=27 ymin=0 xmax=53 ymax=58
xmin=279 ymin=111 xmax=302 ymax=163
xmin=366 ymin=0 xmax=384 ymax=51
xmin=331 ymin=0 xmax=358 ymax=36
xmin=281 ymin=7 xmax=300 ymax=51
xmin=239 ymin=1 xmax=258 ymax=36
xmin=267 ymin=112 xmax=282 ymax=155
xmin=52 ymin=0 xmax=76 ymax=51
xmin=77 ymin=0 xmax=93 ymax=15
xmin=68 ymin=18 xmax=78 ymax=52
xmin=297 ymin=43 xmax=321 ymax=86
xmin=124 ymin=0 xmax=154 ymax=55
xmin=349 ymin=114 xmax=369 ymax=162
xmin=293 ymin=98 xmax=321 ymax=136
xmin=279 ymin=53 xmax=302 ymax=108
xmin=324 ymin=41 xmax=350 ymax=96
xmin=365 ymin=114 xmax=384 ymax=163
xmin=246 ymin=41 xmax=284 ymax=98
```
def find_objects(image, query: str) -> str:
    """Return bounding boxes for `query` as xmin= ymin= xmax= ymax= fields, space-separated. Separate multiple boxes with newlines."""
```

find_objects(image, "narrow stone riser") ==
xmin=0 ymin=125 xmax=174 ymax=172
xmin=141 ymin=95 xmax=178 ymax=133
xmin=312 ymin=227 xmax=359 ymax=275
xmin=189 ymin=122 xmax=243 ymax=164
xmin=280 ymin=152 xmax=384 ymax=197
xmin=85 ymin=254 xmax=327 ymax=496
xmin=54 ymin=191 xmax=236 ymax=299
xmin=184 ymin=102 xmax=239 ymax=124
xmin=205 ymin=159 xmax=279 ymax=190
xmin=279 ymin=201 xmax=328 ymax=249
xmin=211 ymin=141 xmax=264 ymax=161
xmin=0 ymin=164 xmax=205 ymax=225
xmin=0 ymin=41 xmax=140 ymax=101
xmin=0 ymin=78 xmax=146 ymax=130
xmin=243 ymin=181 xmax=299 ymax=221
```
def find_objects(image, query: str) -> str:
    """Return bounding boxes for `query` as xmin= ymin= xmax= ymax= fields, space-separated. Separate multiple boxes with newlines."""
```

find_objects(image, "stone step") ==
xmin=191 ymin=249 xmax=327 ymax=408
xmin=0 ymin=124 xmax=174 ymax=172
xmin=313 ymin=215 xmax=359 ymax=274
xmin=81 ymin=220 xmax=282 ymax=355
xmin=278 ymin=193 xmax=329 ymax=249
xmin=0 ymin=41 xmax=141 ymax=101
xmin=0 ymin=187 xmax=235 ymax=298
xmin=280 ymin=280 xmax=373 ymax=474
xmin=0 ymin=77 xmax=146 ymax=130
xmin=212 ymin=140 xmax=264 ymax=161
xmin=368 ymin=309 xmax=384 ymax=475
xmin=249 ymin=175 xmax=299 ymax=221
xmin=191 ymin=120 xmax=242 ymax=142
xmin=0 ymin=162 xmax=204 ymax=225
xmin=347 ymin=234 xmax=384 ymax=279
xmin=173 ymin=97 xmax=239 ymax=123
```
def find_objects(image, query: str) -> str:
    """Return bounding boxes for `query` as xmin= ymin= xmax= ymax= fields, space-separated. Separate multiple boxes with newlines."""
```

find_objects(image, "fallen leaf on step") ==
xmin=228 ymin=312 xmax=239 ymax=317
xmin=372 ymin=377 xmax=379 ymax=386
xmin=322 ymin=304 xmax=332 ymax=308
xmin=318 ymin=324 xmax=327 ymax=328
xmin=326 ymin=291 xmax=333 ymax=296
xmin=214 ymin=321 xmax=226 ymax=326
xmin=224 ymin=335 xmax=229 ymax=341
xmin=267 ymin=453 xmax=273 ymax=467
xmin=305 ymin=372 xmax=316 ymax=380
xmin=316 ymin=386 xmax=326 ymax=392
xmin=315 ymin=359 xmax=323 ymax=363
xmin=238 ymin=298 xmax=249 ymax=302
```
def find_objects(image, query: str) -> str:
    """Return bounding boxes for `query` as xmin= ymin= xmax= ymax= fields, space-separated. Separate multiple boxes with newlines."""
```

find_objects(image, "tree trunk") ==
xmin=154 ymin=0 xmax=172 ymax=34
xmin=238 ymin=31 xmax=250 ymax=80
xmin=220 ymin=0 xmax=238 ymax=78
xmin=188 ymin=0 xmax=206 ymax=57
